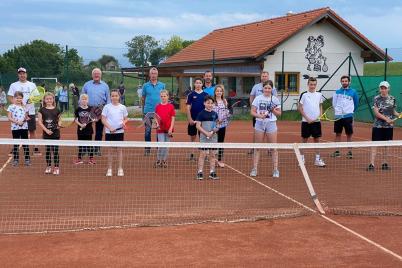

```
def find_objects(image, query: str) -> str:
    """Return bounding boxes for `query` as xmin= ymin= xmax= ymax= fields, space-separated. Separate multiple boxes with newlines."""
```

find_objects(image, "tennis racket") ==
xmin=142 ymin=112 xmax=161 ymax=129
xmin=206 ymin=112 xmax=220 ymax=139
xmin=79 ymin=106 xmax=103 ymax=130
xmin=316 ymin=106 xmax=340 ymax=122
xmin=58 ymin=111 xmax=75 ymax=128
xmin=215 ymin=100 xmax=242 ymax=128
xmin=28 ymin=86 xmax=46 ymax=104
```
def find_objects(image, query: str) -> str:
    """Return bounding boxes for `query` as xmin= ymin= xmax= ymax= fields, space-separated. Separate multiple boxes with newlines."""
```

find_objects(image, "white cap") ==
xmin=379 ymin=81 xmax=390 ymax=88
xmin=17 ymin=67 xmax=27 ymax=73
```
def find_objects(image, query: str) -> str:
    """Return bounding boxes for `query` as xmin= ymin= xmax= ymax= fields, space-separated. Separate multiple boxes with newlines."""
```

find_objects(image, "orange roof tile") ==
xmin=162 ymin=7 xmax=386 ymax=66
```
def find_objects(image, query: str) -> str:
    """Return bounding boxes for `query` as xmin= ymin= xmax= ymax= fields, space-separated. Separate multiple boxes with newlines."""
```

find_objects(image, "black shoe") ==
xmin=346 ymin=151 xmax=353 ymax=159
xmin=189 ymin=153 xmax=195 ymax=161
xmin=381 ymin=163 xmax=390 ymax=170
xmin=154 ymin=161 xmax=161 ymax=168
xmin=330 ymin=150 xmax=341 ymax=158
xmin=209 ymin=172 xmax=219 ymax=180
xmin=366 ymin=164 xmax=375 ymax=171
xmin=196 ymin=171 xmax=203 ymax=180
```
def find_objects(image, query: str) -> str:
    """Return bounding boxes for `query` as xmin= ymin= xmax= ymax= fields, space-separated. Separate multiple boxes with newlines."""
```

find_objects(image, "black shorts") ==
xmin=27 ymin=114 xmax=36 ymax=131
xmin=188 ymin=123 xmax=198 ymax=136
xmin=334 ymin=117 xmax=354 ymax=135
xmin=252 ymin=117 xmax=256 ymax=127
xmin=372 ymin=128 xmax=393 ymax=141
xmin=105 ymin=133 xmax=124 ymax=141
xmin=301 ymin=122 xmax=322 ymax=139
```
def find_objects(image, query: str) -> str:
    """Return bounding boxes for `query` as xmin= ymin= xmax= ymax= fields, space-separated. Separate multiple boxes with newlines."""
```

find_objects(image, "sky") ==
xmin=0 ymin=0 xmax=401 ymax=66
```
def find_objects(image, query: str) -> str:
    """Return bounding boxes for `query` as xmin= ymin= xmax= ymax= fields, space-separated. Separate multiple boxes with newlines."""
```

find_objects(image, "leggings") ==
xmin=46 ymin=145 xmax=59 ymax=167
xmin=11 ymin=129 xmax=30 ymax=161
xmin=77 ymin=134 xmax=94 ymax=158
xmin=217 ymin=127 xmax=226 ymax=161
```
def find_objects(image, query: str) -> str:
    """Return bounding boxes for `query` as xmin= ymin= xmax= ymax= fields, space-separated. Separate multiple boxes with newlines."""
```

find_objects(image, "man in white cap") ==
xmin=8 ymin=67 xmax=41 ymax=155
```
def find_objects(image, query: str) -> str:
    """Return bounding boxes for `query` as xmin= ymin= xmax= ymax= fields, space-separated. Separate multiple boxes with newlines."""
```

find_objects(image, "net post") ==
xmin=293 ymin=143 xmax=325 ymax=214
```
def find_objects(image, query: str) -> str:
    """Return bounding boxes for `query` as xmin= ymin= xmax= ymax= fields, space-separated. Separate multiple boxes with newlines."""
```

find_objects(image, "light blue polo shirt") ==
xmin=82 ymin=80 xmax=111 ymax=107
xmin=203 ymin=85 xmax=215 ymax=96
xmin=142 ymin=81 xmax=166 ymax=113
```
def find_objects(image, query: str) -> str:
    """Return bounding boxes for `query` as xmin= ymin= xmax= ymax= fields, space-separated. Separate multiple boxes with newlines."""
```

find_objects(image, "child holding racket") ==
xmin=195 ymin=96 xmax=219 ymax=180
xmin=250 ymin=81 xmax=281 ymax=178
xmin=213 ymin=84 xmax=228 ymax=168
xmin=101 ymin=89 xmax=128 ymax=177
xmin=74 ymin=94 xmax=95 ymax=165
xmin=38 ymin=92 xmax=61 ymax=175
xmin=155 ymin=90 xmax=176 ymax=168
xmin=367 ymin=81 xmax=400 ymax=171
xmin=7 ymin=91 xmax=30 ymax=166
xmin=186 ymin=78 xmax=208 ymax=160
xmin=298 ymin=77 xmax=326 ymax=167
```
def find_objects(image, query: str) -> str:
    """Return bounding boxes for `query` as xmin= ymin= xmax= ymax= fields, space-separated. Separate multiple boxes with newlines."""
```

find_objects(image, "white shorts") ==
xmin=254 ymin=120 xmax=277 ymax=134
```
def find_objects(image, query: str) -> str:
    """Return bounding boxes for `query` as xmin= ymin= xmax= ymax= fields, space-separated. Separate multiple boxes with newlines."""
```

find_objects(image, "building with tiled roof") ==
xmin=126 ymin=7 xmax=388 ymax=110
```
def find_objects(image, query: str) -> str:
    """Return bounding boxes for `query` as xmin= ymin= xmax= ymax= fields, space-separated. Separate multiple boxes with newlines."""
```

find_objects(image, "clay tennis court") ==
xmin=0 ymin=120 xmax=401 ymax=267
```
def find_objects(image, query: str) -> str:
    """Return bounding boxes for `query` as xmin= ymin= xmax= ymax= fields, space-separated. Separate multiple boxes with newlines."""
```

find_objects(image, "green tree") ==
xmin=98 ymin=55 xmax=119 ymax=70
xmin=125 ymin=35 xmax=158 ymax=66
xmin=182 ymin=40 xmax=194 ymax=48
xmin=1 ymin=40 xmax=64 ymax=77
xmin=149 ymin=47 xmax=166 ymax=65
xmin=164 ymin=35 xmax=184 ymax=57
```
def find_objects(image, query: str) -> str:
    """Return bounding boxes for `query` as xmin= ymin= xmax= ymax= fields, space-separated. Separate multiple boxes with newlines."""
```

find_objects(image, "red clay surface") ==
xmin=0 ymin=120 xmax=401 ymax=267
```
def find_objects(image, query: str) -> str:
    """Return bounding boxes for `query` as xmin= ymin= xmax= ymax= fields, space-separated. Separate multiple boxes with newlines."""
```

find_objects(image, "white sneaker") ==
xmin=314 ymin=158 xmax=326 ymax=167
xmin=272 ymin=169 xmax=280 ymax=178
xmin=45 ymin=166 xmax=52 ymax=174
xmin=117 ymin=168 xmax=124 ymax=177
xmin=250 ymin=168 xmax=257 ymax=177
xmin=106 ymin=168 xmax=112 ymax=177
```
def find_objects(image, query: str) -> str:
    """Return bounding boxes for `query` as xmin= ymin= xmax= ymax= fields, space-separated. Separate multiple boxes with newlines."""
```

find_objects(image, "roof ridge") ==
xmin=213 ymin=7 xmax=330 ymax=32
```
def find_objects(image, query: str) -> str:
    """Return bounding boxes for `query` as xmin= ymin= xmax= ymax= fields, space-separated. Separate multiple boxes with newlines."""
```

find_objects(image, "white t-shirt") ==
xmin=101 ymin=103 xmax=128 ymax=134
xmin=8 ymin=81 xmax=37 ymax=115
xmin=7 ymin=104 xmax=28 ymax=130
xmin=252 ymin=94 xmax=281 ymax=122
xmin=299 ymin=91 xmax=323 ymax=122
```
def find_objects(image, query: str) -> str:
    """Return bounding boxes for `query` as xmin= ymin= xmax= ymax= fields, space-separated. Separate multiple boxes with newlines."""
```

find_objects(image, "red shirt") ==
xmin=155 ymin=103 xmax=176 ymax=133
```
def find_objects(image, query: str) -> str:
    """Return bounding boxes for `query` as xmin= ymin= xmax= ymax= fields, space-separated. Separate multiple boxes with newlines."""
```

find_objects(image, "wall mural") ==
xmin=304 ymin=35 xmax=328 ymax=76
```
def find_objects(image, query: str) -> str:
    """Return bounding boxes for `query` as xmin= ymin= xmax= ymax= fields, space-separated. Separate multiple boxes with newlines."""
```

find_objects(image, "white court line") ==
xmin=0 ymin=146 xmax=15 ymax=174
xmin=225 ymin=163 xmax=402 ymax=262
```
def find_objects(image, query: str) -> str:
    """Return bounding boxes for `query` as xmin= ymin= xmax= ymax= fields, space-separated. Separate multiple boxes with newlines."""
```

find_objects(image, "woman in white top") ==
xmin=250 ymin=81 xmax=281 ymax=178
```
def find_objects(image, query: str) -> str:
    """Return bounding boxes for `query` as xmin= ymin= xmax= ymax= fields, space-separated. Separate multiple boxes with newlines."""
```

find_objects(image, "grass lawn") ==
xmin=364 ymin=62 xmax=402 ymax=76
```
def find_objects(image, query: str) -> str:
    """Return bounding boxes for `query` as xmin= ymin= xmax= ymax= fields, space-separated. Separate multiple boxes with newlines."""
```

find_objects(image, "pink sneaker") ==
xmin=53 ymin=167 xmax=60 ymax=175
xmin=88 ymin=157 xmax=96 ymax=165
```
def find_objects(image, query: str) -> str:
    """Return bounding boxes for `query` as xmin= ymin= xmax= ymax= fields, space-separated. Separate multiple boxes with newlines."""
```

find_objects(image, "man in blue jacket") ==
xmin=330 ymin=75 xmax=359 ymax=159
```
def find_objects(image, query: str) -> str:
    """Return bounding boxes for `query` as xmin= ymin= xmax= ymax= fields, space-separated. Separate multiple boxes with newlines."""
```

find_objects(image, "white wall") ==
xmin=264 ymin=21 xmax=365 ymax=110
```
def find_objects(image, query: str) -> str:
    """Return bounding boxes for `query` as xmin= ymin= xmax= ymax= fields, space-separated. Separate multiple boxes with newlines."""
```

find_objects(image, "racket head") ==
xmin=29 ymin=86 xmax=46 ymax=104
xmin=143 ymin=112 xmax=160 ymax=129
xmin=320 ymin=106 xmax=338 ymax=121
xmin=216 ymin=107 xmax=231 ymax=128
xmin=88 ymin=106 xmax=102 ymax=122
xmin=59 ymin=112 xmax=75 ymax=128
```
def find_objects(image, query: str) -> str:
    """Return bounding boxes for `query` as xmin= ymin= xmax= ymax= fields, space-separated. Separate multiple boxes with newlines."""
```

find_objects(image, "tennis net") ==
xmin=0 ymin=139 xmax=400 ymax=233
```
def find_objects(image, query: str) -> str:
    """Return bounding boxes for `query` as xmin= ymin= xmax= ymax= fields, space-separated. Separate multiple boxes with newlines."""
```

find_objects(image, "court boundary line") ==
xmin=225 ymin=163 xmax=402 ymax=262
